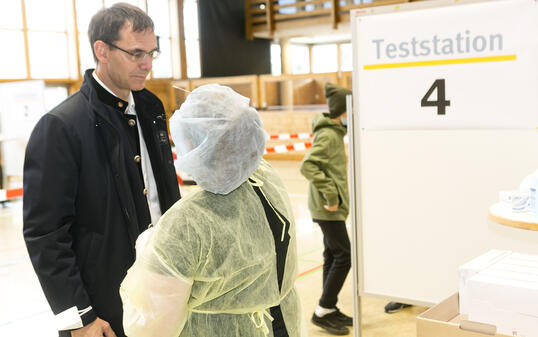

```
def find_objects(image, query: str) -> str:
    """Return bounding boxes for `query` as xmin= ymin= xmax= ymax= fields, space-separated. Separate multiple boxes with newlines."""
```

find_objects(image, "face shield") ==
xmin=169 ymin=84 xmax=268 ymax=195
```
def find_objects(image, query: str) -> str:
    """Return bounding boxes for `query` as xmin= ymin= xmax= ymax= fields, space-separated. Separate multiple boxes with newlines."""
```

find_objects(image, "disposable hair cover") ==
xmin=169 ymin=84 xmax=268 ymax=194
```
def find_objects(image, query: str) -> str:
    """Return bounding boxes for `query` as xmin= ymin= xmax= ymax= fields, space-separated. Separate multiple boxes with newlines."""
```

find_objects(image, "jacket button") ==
xmin=118 ymin=101 xmax=124 ymax=108
xmin=143 ymin=188 xmax=148 ymax=195
xmin=134 ymin=155 xmax=141 ymax=163
xmin=128 ymin=119 xmax=136 ymax=127
xmin=148 ymin=223 xmax=153 ymax=228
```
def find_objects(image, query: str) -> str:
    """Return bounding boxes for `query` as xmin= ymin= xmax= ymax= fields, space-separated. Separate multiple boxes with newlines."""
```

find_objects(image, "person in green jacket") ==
xmin=300 ymin=83 xmax=352 ymax=336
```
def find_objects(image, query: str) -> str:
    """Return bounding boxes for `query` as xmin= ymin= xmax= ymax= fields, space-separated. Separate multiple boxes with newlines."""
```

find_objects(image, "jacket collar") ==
xmin=88 ymin=70 xmax=129 ymax=114
xmin=80 ymin=69 xmax=162 ymax=121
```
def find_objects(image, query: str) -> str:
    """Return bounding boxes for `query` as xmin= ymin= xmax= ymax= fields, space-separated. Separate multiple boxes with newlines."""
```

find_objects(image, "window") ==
xmin=75 ymin=0 xmax=178 ymax=78
xmin=26 ymin=0 xmax=77 ymax=79
xmin=28 ymin=32 xmax=72 ymax=79
xmin=278 ymin=0 xmax=296 ymax=14
xmin=340 ymin=43 xmax=352 ymax=71
xmin=271 ymin=44 xmax=282 ymax=76
xmin=290 ymin=44 xmax=309 ymax=74
xmin=312 ymin=44 xmax=337 ymax=73
xmin=0 ymin=1 xmax=27 ymax=79
xmin=0 ymin=0 xmax=200 ymax=81
xmin=0 ymin=1 xmax=23 ymax=29
xmin=76 ymin=0 xmax=102 ymax=74
xmin=0 ymin=31 xmax=27 ymax=79
xmin=184 ymin=0 xmax=200 ymax=78
xmin=148 ymin=0 xmax=173 ymax=78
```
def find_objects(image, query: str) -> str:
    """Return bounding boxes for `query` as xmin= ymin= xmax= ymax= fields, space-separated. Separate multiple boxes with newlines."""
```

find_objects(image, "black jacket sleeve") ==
xmin=23 ymin=114 xmax=97 ymax=327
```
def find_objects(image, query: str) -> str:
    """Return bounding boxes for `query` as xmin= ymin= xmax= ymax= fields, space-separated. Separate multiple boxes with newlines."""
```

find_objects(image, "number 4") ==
xmin=421 ymin=79 xmax=450 ymax=115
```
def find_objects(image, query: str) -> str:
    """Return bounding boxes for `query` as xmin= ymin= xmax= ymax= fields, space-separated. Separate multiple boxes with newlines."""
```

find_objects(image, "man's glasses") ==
xmin=105 ymin=41 xmax=160 ymax=62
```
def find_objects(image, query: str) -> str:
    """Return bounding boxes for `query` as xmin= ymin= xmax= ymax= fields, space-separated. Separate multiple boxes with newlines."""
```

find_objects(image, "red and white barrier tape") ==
xmin=174 ymin=141 xmax=313 ymax=158
xmin=0 ymin=188 xmax=23 ymax=202
xmin=269 ymin=133 xmax=312 ymax=140
xmin=264 ymin=142 xmax=312 ymax=154
xmin=268 ymin=133 xmax=347 ymax=144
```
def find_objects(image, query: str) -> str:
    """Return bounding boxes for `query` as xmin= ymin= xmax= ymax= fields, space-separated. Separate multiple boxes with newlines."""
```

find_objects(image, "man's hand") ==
xmin=324 ymin=204 xmax=339 ymax=212
xmin=71 ymin=317 xmax=117 ymax=337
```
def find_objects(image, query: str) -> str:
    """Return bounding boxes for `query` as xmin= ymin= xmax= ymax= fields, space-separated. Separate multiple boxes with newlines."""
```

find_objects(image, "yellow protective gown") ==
xmin=120 ymin=159 xmax=306 ymax=337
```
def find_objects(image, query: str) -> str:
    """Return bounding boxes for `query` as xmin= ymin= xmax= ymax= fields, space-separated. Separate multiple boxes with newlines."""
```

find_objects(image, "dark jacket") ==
xmin=23 ymin=71 xmax=180 ymax=337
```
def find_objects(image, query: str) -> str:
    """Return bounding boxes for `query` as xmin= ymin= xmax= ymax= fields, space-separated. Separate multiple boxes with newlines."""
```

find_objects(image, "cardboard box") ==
xmin=417 ymin=293 xmax=511 ymax=337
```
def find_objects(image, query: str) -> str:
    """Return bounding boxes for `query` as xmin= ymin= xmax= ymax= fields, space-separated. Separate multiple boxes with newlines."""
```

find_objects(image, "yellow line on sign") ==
xmin=364 ymin=55 xmax=517 ymax=70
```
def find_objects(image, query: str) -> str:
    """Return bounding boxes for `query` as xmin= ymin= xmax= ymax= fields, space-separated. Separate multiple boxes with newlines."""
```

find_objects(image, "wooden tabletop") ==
xmin=489 ymin=202 xmax=538 ymax=231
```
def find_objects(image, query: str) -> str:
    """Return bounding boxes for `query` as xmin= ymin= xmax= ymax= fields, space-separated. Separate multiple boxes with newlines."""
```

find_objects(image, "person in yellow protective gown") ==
xmin=120 ymin=84 xmax=307 ymax=337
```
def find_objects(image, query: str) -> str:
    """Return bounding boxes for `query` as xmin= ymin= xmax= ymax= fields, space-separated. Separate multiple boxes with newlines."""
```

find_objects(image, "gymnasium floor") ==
xmin=0 ymin=159 xmax=427 ymax=337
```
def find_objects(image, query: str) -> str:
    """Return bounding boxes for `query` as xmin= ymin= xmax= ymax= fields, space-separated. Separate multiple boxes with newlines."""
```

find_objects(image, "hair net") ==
xmin=169 ymin=84 xmax=268 ymax=195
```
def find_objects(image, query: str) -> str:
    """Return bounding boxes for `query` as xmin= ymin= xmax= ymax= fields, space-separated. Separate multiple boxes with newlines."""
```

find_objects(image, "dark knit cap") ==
xmin=324 ymin=82 xmax=352 ymax=118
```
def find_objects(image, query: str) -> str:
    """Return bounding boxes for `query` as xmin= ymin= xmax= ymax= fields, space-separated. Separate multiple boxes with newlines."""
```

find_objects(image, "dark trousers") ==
xmin=313 ymin=219 xmax=351 ymax=308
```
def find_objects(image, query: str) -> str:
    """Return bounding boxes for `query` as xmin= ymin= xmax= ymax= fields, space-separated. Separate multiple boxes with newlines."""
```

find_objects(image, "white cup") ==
xmin=511 ymin=191 xmax=529 ymax=213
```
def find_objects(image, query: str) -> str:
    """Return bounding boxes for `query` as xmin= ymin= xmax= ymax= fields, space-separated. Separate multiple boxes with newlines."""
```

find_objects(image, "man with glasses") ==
xmin=23 ymin=3 xmax=180 ymax=337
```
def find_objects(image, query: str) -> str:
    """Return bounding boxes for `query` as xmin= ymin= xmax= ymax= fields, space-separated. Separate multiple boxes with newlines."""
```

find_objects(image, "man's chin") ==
xmin=130 ymin=82 xmax=146 ymax=91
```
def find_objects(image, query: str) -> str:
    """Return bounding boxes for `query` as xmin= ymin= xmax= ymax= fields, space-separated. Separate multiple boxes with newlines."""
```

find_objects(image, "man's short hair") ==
xmin=88 ymin=2 xmax=155 ymax=63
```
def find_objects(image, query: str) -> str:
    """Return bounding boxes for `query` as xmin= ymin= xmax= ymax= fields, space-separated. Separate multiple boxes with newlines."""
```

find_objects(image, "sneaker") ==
xmin=334 ymin=307 xmax=353 ymax=326
xmin=384 ymin=302 xmax=411 ymax=314
xmin=311 ymin=312 xmax=350 ymax=335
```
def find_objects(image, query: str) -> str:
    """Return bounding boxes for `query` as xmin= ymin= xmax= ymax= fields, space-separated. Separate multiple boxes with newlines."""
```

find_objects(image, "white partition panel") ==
xmin=350 ymin=0 xmax=538 ymax=307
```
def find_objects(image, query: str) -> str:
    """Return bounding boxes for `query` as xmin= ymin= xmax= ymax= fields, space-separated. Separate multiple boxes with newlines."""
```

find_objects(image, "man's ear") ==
xmin=94 ymin=41 xmax=109 ymax=64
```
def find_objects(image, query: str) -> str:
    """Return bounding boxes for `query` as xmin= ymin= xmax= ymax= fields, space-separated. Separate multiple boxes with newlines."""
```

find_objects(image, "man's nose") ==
xmin=139 ymin=55 xmax=152 ymax=71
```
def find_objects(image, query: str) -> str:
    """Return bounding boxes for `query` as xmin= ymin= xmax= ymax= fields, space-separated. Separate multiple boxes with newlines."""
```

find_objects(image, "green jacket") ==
xmin=300 ymin=113 xmax=348 ymax=221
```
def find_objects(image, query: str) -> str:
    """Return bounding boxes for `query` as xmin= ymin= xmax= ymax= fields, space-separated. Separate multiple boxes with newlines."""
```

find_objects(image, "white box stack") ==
xmin=458 ymin=250 xmax=511 ymax=316
xmin=459 ymin=250 xmax=538 ymax=337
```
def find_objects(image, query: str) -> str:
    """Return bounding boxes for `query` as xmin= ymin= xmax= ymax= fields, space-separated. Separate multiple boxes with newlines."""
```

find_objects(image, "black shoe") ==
xmin=334 ymin=307 xmax=353 ymax=326
xmin=384 ymin=302 xmax=411 ymax=314
xmin=311 ymin=312 xmax=350 ymax=335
